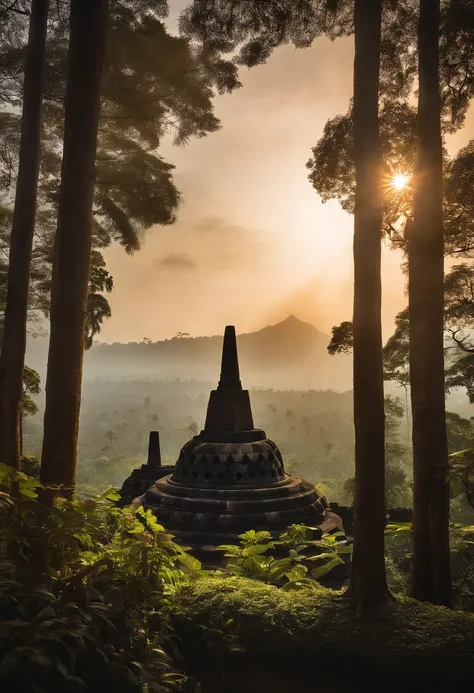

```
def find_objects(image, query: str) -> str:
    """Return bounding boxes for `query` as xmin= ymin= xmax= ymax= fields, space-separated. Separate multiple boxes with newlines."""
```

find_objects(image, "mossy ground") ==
xmin=173 ymin=575 xmax=474 ymax=692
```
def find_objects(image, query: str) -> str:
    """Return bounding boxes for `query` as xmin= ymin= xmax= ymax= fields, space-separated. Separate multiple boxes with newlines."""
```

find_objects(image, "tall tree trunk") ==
xmin=350 ymin=0 xmax=391 ymax=614
xmin=40 ymin=0 xmax=108 ymax=493
xmin=19 ymin=404 xmax=23 ymax=460
xmin=0 ymin=0 xmax=49 ymax=470
xmin=409 ymin=0 xmax=451 ymax=607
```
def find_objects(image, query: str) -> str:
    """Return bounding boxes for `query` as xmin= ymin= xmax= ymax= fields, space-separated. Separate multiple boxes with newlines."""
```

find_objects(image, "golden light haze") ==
xmin=100 ymin=3 xmax=474 ymax=344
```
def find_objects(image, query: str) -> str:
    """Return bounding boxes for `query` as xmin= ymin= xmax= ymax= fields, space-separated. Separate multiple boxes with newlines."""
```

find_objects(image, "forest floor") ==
xmin=173 ymin=575 xmax=474 ymax=693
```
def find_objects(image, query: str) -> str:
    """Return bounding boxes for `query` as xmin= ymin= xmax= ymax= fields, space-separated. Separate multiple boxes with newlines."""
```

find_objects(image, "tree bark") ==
xmin=409 ymin=0 xmax=452 ymax=607
xmin=40 ymin=0 xmax=108 ymax=492
xmin=0 ymin=0 xmax=49 ymax=470
xmin=350 ymin=0 xmax=392 ymax=614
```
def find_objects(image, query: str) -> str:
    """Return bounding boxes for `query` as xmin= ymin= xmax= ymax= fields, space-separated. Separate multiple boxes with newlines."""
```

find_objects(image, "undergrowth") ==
xmin=172 ymin=574 xmax=474 ymax=691
xmin=0 ymin=463 xmax=201 ymax=693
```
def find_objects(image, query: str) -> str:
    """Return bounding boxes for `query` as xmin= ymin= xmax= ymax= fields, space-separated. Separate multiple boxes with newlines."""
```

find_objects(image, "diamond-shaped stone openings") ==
xmin=171 ymin=447 xmax=285 ymax=485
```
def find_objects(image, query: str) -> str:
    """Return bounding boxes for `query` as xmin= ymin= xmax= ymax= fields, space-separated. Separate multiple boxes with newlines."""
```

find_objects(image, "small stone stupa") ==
xmin=139 ymin=326 xmax=342 ymax=551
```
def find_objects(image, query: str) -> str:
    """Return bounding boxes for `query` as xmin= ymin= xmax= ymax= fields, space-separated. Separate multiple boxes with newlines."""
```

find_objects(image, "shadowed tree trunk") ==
xmin=409 ymin=0 xmax=452 ymax=607
xmin=0 ymin=0 xmax=49 ymax=470
xmin=350 ymin=0 xmax=392 ymax=614
xmin=40 ymin=0 xmax=108 ymax=493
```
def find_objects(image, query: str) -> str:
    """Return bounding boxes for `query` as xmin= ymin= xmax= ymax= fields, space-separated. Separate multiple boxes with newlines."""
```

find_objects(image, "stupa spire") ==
xmin=202 ymin=325 xmax=262 ymax=441
xmin=218 ymin=326 xmax=242 ymax=390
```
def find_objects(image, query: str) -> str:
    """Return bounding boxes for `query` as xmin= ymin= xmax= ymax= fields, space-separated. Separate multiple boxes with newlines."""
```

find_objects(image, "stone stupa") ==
xmin=137 ymin=326 xmax=342 ymax=552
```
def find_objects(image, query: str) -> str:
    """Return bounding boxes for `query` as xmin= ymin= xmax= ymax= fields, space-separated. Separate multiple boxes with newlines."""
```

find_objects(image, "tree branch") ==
xmin=0 ymin=0 xmax=29 ymax=17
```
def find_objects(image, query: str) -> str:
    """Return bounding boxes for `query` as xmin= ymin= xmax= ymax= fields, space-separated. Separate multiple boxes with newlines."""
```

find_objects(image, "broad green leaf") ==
xmin=242 ymin=544 xmax=268 ymax=556
xmin=177 ymin=553 xmax=201 ymax=572
xmin=305 ymin=552 xmax=337 ymax=562
xmin=19 ymin=488 xmax=39 ymax=499
xmin=311 ymin=557 xmax=344 ymax=579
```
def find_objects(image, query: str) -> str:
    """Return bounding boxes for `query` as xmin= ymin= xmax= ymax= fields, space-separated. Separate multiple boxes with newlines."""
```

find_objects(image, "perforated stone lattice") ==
xmin=127 ymin=324 xmax=344 ymax=551
xmin=171 ymin=439 xmax=285 ymax=486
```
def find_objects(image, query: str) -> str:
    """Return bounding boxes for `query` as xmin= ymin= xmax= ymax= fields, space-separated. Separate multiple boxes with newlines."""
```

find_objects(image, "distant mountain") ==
xmin=26 ymin=316 xmax=353 ymax=391
xmin=238 ymin=315 xmax=325 ymax=361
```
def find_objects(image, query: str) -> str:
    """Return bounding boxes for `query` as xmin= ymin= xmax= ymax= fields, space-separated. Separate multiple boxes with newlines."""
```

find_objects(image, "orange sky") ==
xmin=99 ymin=4 xmax=474 ymax=344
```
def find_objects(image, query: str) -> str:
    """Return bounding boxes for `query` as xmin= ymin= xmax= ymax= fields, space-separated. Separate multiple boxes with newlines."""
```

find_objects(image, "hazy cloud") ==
xmin=96 ymin=28 xmax=474 ymax=344
xmin=160 ymin=254 xmax=197 ymax=270
xmin=193 ymin=217 xmax=237 ymax=234
xmin=188 ymin=217 xmax=270 ymax=271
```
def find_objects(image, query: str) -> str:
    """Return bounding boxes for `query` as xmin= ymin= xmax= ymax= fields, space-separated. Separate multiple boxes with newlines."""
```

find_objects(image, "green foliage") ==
xmin=194 ymin=614 xmax=245 ymax=661
xmin=450 ymin=524 xmax=474 ymax=612
xmin=173 ymin=574 xmax=474 ymax=689
xmin=20 ymin=455 xmax=40 ymax=479
xmin=449 ymin=447 xmax=474 ymax=515
xmin=0 ymin=464 xmax=201 ymax=692
xmin=21 ymin=365 xmax=40 ymax=417
xmin=338 ymin=395 xmax=412 ymax=507
xmin=219 ymin=526 xmax=350 ymax=591
xmin=384 ymin=520 xmax=474 ymax=611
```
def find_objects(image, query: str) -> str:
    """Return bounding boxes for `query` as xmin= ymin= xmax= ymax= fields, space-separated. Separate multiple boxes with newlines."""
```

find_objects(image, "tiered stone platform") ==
xmin=135 ymin=326 xmax=342 ymax=551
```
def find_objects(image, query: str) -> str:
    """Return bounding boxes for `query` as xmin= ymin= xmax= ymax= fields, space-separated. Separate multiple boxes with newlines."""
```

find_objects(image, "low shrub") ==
xmin=0 ymin=464 xmax=201 ymax=693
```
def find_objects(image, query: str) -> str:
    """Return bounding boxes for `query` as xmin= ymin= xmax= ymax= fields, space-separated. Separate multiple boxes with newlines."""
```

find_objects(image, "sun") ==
xmin=392 ymin=173 xmax=411 ymax=191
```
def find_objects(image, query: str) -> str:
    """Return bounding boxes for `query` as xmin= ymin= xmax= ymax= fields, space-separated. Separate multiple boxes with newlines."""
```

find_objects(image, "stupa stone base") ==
xmin=143 ymin=475 xmax=329 ymax=539
xmin=125 ymin=326 xmax=345 ymax=567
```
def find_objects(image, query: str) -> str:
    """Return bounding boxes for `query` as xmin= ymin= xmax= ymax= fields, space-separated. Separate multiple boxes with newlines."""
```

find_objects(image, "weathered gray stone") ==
xmin=137 ymin=326 xmax=342 ymax=554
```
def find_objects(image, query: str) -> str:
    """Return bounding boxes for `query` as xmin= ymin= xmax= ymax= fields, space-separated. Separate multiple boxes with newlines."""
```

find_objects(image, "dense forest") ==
xmin=21 ymin=378 xmax=474 ymax=526
xmin=1 ymin=1 xmax=474 ymax=692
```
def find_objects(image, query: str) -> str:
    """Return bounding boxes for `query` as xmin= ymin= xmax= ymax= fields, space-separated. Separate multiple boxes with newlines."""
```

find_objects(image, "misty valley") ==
xmin=22 ymin=316 xmax=474 ymax=527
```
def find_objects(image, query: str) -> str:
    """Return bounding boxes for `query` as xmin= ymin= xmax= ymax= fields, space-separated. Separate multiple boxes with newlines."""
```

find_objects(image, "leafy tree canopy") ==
xmin=180 ymin=0 xmax=418 ymax=96
xmin=328 ymin=263 xmax=474 ymax=401
xmin=307 ymin=107 xmax=474 ymax=256
xmin=0 ymin=0 xmax=232 ymax=344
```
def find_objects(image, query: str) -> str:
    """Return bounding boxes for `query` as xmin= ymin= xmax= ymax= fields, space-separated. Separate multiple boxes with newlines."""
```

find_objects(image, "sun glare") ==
xmin=392 ymin=173 xmax=410 ymax=191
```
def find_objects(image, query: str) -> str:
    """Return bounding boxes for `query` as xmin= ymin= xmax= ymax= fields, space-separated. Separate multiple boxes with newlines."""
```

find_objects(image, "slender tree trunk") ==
xmin=409 ymin=0 xmax=451 ymax=607
xmin=405 ymin=386 xmax=410 ymax=443
xmin=40 ymin=0 xmax=108 ymax=493
xmin=0 ymin=0 xmax=49 ymax=470
xmin=349 ymin=0 xmax=392 ymax=614
xmin=19 ymin=405 xmax=23 ymax=459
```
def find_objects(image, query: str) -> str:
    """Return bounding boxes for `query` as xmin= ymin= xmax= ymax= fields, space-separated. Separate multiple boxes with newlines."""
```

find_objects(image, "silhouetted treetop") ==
xmin=307 ymin=99 xmax=417 ymax=221
xmin=440 ymin=0 xmax=474 ymax=131
xmin=307 ymin=102 xmax=474 ymax=257
xmin=0 ymin=0 xmax=235 ymax=347
xmin=181 ymin=0 xmax=353 ymax=65
xmin=0 ymin=1 xmax=232 ymax=257
xmin=445 ymin=141 xmax=474 ymax=257
xmin=180 ymin=0 xmax=417 ymax=98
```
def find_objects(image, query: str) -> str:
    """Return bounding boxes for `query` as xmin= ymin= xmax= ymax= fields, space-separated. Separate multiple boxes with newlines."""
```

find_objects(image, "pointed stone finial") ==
xmin=147 ymin=431 xmax=161 ymax=468
xmin=201 ymin=325 xmax=264 ymax=440
xmin=218 ymin=325 xmax=242 ymax=390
